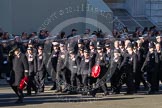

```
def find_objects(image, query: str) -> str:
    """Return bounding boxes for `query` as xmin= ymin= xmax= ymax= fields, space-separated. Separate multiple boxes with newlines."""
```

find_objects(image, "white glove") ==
xmin=6 ymin=77 xmax=10 ymax=81
xmin=3 ymin=61 xmax=8 ymax=64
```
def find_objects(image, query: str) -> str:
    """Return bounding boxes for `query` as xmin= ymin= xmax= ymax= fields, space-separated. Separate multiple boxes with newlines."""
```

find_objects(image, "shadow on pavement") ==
xmin=0 ymin=93 xmax=144 ymax=107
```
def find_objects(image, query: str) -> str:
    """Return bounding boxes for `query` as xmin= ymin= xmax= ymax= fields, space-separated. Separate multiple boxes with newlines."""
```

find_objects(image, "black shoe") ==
xmin=155 ymin=89 xmax=159 ymax=92
xmin=125 ymin=91 xmax=134 ymax=95
xmin=62 ymin=89 xmax=68 ymax=93
xmin=66 ymin=90 xmax=71 ymax=94
xmin=0 ymin=76 xmax=4 ymax=79
xmin=147 ymin=91 xmax=155 ymax=95
xmin=67 ymin=91 xmax=77 ymax=94
xmin=39 ymin=88 xmax=44 ymax=93
xmin=50 ymin=86 xmax=56 ymax=90
xmin=26 ymin=93 xmax=31 ymax=96
xmin=111 ymin=89 xmax=120 ymax=94
xmin=115 ymin=91 xmax=120 ymax=94
xmin=90 ymin=91 xmax=96 ymax=97
xmin=134 ymin=90 xmax=137 ymax=93
xmin=47 ymin=76 xmax=52 ymax=81
xmin=15 ymin=98 xmax=23 ymax=103
xmin=55 ymin=89 xmax=61 ymax=93
xmin=82 ymin=92 xmax=87 ymax=95
xmin=34 ymin=89 xmax=39 ymax=95
xmin=103 ymin=92 xmax=109 ymax=96
xmin=144 ymin=85 xmax=149 ymax=91
xmin=77 ymin=87 xmax=82 ymax=92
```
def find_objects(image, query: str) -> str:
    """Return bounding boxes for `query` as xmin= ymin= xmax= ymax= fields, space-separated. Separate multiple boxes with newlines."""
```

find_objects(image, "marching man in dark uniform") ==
xmin=55 ymin=43 xmax=68 ymax=93
xmin=91 ymin=43 xmax=109 ymax=97
xmin=134 ymin=41 xmax=148 ymax=92
xmin=47 ymin=41 xmax=60 ymax=90
xmin=120 ymin=43 xmax=137 ymax=94
xmin=80 ymin=48 xmax=93 ymax=95
xmin=68 ymin=49 xmax=80 ymax=94
xmin=155 ymin=43 xmax=162 ymax=91
xmin=141 ymin=42 xmax=159 ymax=94
xmin=110 ymin=49 xmax=122 ymax=94
xmin=35 ymin=45 xmax=47 ymax=92
xmin=26 ymin=47 xmax=37 ymax=95
xmin=8 ymin=45 xmax=29 ymax=103
xmin=75 ymin=47 xmax=84 ymax=91
xmin=89 ymin=41 xmax=97 ymax=85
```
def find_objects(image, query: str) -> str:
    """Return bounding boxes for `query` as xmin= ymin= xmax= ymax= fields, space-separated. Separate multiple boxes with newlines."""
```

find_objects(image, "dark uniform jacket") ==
xmin=109 ymin=56 xmax=122 ymax=76
xmin=36 ymin=53 xmax=46 ymax=72
xmin=119 ymin=48 xmax=126 ymax=62
xmin=47 ymin=50 xmax=59 ymax=80
xmin=48 ymin=50 xmax=59 ymax=72
xmin=26 ymin=53 xmax=37 ymax=76
xmin=141 ymin=51 xmax=159 ymax=72
xmin=157 ymin=50 xmax=162 ymax=80
xmin=76 ymin=53 xmax=84 ymax=75
xmin=120 ymin=52 xmax=137 ymax=73
xmin=80 ymin=57 xmax=93 ymax=75
xmin=95 ymin=53 xmax=109 ymax=67
xmin=57 ymin=50 xmax=68 ymax=72
xmin=11 ymin=53 xmax=29 ymax=86
xmin=90 ymin=49 xmax=96 ymax=67
xmin=105 ymin=49 xmax=113 ymax=64
xmin=135 ymin=47 xmax=146 ymax=72
xmin=68 ymin=55 xmax=80 ymax=74
xmin=95 ymin=53 xmax=109 ymax=78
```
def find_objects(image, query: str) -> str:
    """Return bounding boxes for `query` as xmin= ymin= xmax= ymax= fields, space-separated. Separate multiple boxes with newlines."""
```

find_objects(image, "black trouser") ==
xmin=56 ymin=70 xmax=67 ymax=90
xmin=51 ymin=67 xmax=57 ymax=88
xmin=96 ymin=79 xmax=108 ymax=93
xmin=35 ymin=70 xmax=45 ymax=91
xmin=65 ymin=68 xmax=71 ymax=85
xmin=82 ymin=74 xmax=89 ymax=86
xmin=121 ymin=65 xmax=134 ymax=94
xmin=89 ymin=77 xmax=97 ymax=85
xmin=11 ymin=86 xmax=23 ymax=100
xmin=27 ymin=72 xmax=37 ymax=94
xmin=70 ymin=73 xmax=81 ymax=92
xmin=94 ymin=66 xmax=108 ymax=93
xmin=126 ymin=72 xmax=135 ymax=93
xmin=82 ymin=74 xmax=89 ymax=92
xmin=147 ymin=69 xmax=157 ymax=92
xmin=135 ymin=70 xmax=148 ymax=90
xmin=61 ymin=69 xmax=71 ymax=91
xmin=111 ymin=69 xmax=122 ymax=93
xmin=76 ymin=74 xmax=83 ymax=88
xmin=0 ymin=66 xmax=2 ymax=77
xmin=70 ymin=73 xmax=77 ymax=87
xmin=156 ymin=69 xmax=160 ymax=91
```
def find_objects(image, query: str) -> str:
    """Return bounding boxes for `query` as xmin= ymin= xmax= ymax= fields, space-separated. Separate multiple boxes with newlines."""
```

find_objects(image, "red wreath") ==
xmin=91 ymin=65 xmax=101 ymax=78
xmin=19 ymin=77 xmax=29 ymax=90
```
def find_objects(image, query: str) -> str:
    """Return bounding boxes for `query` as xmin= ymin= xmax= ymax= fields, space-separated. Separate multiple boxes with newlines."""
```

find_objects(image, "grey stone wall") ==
xmin=0 ymin=0 xmax=113 ymax=35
